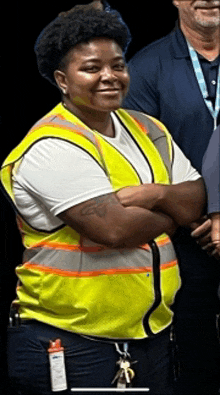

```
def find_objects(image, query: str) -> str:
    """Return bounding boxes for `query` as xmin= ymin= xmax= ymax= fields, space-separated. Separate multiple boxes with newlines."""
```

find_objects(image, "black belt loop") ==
xmin=9 ymin=305 xmax=21 ymax=328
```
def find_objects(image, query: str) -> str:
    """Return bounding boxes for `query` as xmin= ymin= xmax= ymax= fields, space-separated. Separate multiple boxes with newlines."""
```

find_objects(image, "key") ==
xmin=117 ymin=372 xmax=127 ymax=389
xmin=120 ymin=359 xmax=131 ymax=384
xmin=111 ymin=367 xmax=123 ymax=385
xmin=112 ymin=357 xmax=135 ymax=388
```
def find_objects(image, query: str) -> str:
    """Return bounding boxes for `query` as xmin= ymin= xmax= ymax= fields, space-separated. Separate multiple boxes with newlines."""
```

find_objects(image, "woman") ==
xmin=1 ymin=2 xmax=206 ymax=394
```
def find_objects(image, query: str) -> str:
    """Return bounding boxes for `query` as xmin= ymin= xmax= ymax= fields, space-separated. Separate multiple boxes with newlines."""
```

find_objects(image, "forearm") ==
xmin=113 ymin=206 xmax=177 ymax=248
xmin=156 ymin=179 xmax=206 ymax=226
xmin=118 ymin=179 xmax=206 ymax=227
xmin=58 ymin=193 xmax=177 ymax=249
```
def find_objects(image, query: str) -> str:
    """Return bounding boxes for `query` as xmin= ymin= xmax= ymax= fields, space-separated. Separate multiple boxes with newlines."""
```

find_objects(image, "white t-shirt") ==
xmin=13 ymin=113 xmax=201 ymax=231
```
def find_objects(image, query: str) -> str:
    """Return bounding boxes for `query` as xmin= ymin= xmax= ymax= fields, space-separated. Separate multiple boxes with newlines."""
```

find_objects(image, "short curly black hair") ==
xmin=34 ymin=5 xmax=131 ymax=86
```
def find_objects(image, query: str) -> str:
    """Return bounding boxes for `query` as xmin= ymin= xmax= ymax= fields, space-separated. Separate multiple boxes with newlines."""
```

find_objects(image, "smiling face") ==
xmin=173 ymin=0 xmax=220 ymax=28
xmin=54 ymin=38 xmax=130 ymax=116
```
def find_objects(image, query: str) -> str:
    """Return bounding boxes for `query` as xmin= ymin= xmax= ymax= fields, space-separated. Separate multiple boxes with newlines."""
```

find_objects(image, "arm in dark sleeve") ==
xmin=202 ymin=126 xmax=220 ymax=214
xmin=123 ymin=50 xmax=160 ymax=118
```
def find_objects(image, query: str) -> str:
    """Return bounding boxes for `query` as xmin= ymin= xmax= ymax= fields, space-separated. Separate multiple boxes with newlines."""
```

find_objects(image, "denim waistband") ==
xmin=20 ymin=319 xmax=171 ymax=346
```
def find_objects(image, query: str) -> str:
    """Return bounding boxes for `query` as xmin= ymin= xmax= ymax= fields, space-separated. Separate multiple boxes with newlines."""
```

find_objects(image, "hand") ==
xmin=117 ymin=184 xmax=163 ymax=211
xmin=210 ymin=213 xmax=220 ymax=259
xmin=211 ymin=241 xmax=220 ymax=260
xmin=117 ymin=186 xmax=178 ymax=238
xmin=117 ymin=179 xmax=205 ymax=227
xmin=190 ymin=217 xmax=220 ymax=260
xmin=190 ymin=216 xmax=211 ymax=246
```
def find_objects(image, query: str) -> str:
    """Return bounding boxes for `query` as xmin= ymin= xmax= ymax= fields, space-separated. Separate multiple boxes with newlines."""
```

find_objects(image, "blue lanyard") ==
xmin=187 ymin=40 xmax=220 ymax=129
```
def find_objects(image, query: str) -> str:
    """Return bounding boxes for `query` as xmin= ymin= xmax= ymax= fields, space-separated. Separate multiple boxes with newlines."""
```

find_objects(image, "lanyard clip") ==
xmin=113 ymin=343 xmax=138 ymax=388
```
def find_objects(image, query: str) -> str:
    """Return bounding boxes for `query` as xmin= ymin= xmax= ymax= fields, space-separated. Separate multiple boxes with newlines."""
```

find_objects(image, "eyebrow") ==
xmin=81 ymin=56 xmax=125 ymax=64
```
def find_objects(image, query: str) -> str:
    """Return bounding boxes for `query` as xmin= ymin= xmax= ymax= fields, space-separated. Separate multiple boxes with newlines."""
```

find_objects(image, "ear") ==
xmin=54 ymin=70 xmax=68 ymax=95
xmin=91 ymin=1 xmax=104 ymax=10
xmin=172 ymin=0 xmax=179 ymax=8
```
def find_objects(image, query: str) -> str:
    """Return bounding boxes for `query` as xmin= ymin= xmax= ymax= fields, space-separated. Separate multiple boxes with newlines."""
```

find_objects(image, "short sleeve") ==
xmin=171 ymin=140 xmax=201 ymax=184
xmin=14 ymin=138 xmax=113 ymax=217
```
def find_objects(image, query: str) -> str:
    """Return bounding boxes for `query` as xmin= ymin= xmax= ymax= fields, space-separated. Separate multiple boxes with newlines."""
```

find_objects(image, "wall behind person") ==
xmin=3 ymin=1 xmax=177 ymax=146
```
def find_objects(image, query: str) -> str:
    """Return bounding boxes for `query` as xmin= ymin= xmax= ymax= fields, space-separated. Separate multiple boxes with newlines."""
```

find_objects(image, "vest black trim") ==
xmin=114 ymin=112 xmax=155 ymax=183
xmin=143 ymin=240 xmax=162 ymax=337
xmin=97 ymin=134 xmax=143 ymax=185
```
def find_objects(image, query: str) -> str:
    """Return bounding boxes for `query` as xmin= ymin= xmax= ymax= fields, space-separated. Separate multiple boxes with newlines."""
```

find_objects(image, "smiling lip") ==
xmin=195 ymin=4 xmax=220 ymax=8
xmin=96 ymin=89 xmax=120 ymax=92
xmin=195 ymin=1 xmax=220 ymax=7
xmin=197 ymin=6 xmax=220 ymax=8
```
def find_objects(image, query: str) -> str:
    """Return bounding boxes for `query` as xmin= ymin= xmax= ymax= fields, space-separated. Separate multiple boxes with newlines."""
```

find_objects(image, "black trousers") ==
xmin=7 ymin=320 xmax=174 ymax=395
xmin=174 ymin=315 xmax=220 ymax=395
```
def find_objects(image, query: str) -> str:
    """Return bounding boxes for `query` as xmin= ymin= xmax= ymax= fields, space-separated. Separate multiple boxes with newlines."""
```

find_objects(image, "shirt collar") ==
xmin=171 ymin=22 xmax=220 ymax=64
xmin=198 ymin=52 xmax=220 ymax=66
xmin=171 ymin=21 xmax=191 ymax=59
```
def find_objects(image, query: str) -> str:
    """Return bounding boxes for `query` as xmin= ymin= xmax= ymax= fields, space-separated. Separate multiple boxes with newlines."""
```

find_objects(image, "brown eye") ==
xmin=113 ymin=63 xmax=126 ymax=71
xmin=82 ymin=65 xmax=100 ymax=73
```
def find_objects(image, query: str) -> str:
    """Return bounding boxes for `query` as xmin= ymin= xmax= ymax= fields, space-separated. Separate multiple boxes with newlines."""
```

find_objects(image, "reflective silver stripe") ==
xmin=32 ymin=115 xmax=109 ymax=174
xmin=158 ymin=243 xmax=177 ymax=265
xmin=23 ymin=243 xmax=177 ymax=274
xmin=126 ymin=109 xmax=172 ymax=180
xmin=34 ymin=112 xmax=172 ymax=180
xmin=33 ymin=115 xmax=98 ymax=146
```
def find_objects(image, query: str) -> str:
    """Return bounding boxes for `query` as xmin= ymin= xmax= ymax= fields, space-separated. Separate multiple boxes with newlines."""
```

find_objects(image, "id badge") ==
xmin=48 ymin=339 xmax=67 ymax=392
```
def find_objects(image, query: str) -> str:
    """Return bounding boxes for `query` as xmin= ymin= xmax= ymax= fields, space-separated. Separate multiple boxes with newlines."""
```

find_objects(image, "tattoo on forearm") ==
xmin=80 ymin=194 xmax=119 ymax=218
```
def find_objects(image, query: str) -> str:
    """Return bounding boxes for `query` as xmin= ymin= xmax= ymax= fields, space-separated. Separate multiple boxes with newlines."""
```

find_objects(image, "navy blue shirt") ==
xmin=198 ymin=54 xmax=220 ymax=108
xmin=202 ymin=126 xmax=220 ymax=214
xmin=124 ymin=27 xmax=220 ymax=172
xmin=124 ymin=27 xmax=220 ymax=315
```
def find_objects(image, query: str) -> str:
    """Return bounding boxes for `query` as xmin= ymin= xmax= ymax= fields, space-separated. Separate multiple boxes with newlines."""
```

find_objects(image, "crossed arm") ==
xmin=59 ymin=193 xmax=177 ymax=248
xmin=116 ymin=179 xmax=206 ymax=227
xmin=58 ymin=178 xmax=206 ymax=249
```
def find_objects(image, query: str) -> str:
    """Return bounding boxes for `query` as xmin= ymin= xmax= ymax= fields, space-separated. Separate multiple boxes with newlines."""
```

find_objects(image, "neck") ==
xmin=180 ymin=21 xmax=220 ymax=60
xmin=63 ymin=99 xmax=115 ymax=137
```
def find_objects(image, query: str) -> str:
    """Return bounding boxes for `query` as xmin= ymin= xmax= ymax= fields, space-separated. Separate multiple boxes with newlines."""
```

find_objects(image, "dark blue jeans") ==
xmin=7 ymin=321 xmax=174 ymax=395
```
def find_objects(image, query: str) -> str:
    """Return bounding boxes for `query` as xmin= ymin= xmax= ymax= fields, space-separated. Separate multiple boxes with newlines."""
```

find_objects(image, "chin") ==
xmin=97 ymin=100 xmax=123 ymax=112
xmin=195 ymin=15 xmax=220 ymax=27
xmin=103 ymin=105 xmax=122 ymax=113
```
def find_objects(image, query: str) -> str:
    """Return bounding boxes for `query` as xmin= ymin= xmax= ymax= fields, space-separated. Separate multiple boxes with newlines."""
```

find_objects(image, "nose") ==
xmin=100 ymin=66 xmax=117 ymax=82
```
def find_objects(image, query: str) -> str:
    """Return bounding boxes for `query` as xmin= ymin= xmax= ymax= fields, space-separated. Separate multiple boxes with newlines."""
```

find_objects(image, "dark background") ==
xmin=1 ymin=2 xmax=177 ymax=393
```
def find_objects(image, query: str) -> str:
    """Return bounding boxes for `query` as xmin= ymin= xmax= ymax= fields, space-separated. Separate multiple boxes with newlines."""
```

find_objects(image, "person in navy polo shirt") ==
xmin=124 ymin=1 xmax=220 ymax=394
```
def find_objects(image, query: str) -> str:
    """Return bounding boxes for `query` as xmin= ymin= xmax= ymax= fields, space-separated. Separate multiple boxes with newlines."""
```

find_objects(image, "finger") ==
xmin=202 ymin=242 xmax=213 ymax=252
xmin=191 ymin=219 xmax=212 ymax=238
xmin=190 ymin=216 xmax=208 ymax=231
xmin=211 ymin=242 xmax=220 ymax=252
xmin=116 ymin=189 xmax=131 ymax=206
xmin=191 ymin=219 xmax=211 ymax=238
xmin=208 ymin=249 xmax=220 ymax=261
xmin=196 ymin=233 xmax=211 ymax=247
xmin=202 ymin=241 xmax=220 ymax=259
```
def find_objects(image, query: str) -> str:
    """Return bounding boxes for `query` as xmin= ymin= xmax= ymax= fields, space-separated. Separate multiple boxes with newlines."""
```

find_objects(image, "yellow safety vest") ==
xmin=1 ymin=103 xmax=181 ymax=339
